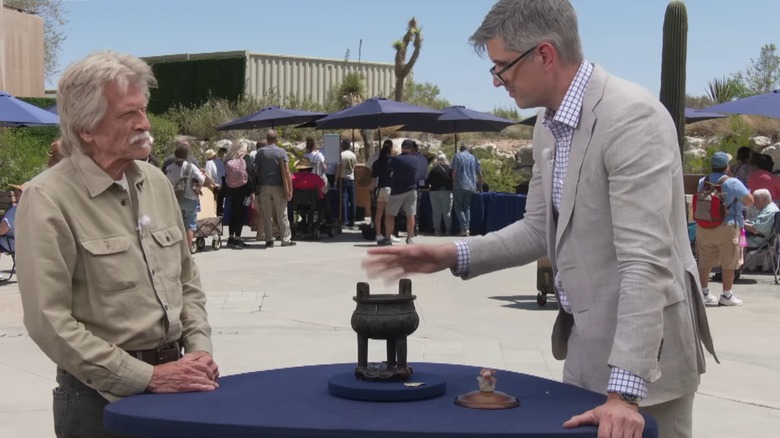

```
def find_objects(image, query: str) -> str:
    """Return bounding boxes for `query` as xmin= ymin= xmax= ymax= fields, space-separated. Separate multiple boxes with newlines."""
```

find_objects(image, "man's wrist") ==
xmin=608 ymin=392 xmax=641 ymax=407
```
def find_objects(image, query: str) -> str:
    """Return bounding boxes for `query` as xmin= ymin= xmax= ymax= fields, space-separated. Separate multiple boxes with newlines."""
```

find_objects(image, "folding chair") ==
xmin=741 ymin=211 xmax=780 ymax=284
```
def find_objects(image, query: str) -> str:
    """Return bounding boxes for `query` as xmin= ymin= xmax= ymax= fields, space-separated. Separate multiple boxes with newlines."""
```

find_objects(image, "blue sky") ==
xmin=54 ymin=0 xmax=778 ymax=116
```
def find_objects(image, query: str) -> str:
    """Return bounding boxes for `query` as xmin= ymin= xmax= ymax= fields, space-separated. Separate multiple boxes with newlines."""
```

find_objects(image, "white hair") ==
xmin=433 ymin=152 xmax=449 ymax=166
xmin=753 ymin=189 xmax=772 ymax=204
xmin=57 ymin=50 xmax=157 ymax=157
xmin=470 ymin=0 xmax=583 ymax=66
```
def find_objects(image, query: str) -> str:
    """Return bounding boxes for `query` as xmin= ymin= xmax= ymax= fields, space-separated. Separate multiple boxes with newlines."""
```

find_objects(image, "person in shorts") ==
xmin=166 ymin=141 xmax=205 ymax=249
xmin=382 ymin=140 xmax=420 ymax=245
xmin=696 ymin=151 xmax=754 ymax=306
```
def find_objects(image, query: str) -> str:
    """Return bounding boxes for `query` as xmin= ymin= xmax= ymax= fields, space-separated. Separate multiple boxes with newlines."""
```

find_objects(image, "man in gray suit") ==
xmin=363 ymin=1 xmax=716 ymax=437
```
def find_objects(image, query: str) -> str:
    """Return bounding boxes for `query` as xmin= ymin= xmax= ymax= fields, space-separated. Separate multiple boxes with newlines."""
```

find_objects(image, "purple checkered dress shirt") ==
xmin=454 ymin=61 xmax=647 ymax=400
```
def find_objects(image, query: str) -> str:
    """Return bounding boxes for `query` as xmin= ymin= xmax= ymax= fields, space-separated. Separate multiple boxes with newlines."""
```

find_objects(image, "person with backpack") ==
xmin=695 ymin=151 xmax=754 ymax=306
xmin=165 ymin=142 xmax=205 ymax=251
xmin=224 ymin=140 xmax=255 ymax=248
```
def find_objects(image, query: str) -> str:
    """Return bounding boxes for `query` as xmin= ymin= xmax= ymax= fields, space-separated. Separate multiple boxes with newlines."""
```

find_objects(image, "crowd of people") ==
xmin=6 ymin=1 xmax=756 ymax=437
xmin=695 ymin=147 xmax=780 ymax=307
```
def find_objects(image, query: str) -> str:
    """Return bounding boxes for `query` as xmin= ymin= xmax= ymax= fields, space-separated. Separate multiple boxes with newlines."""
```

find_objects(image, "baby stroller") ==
xmin=291 ymin=189 xmax=335 ymax=241
xmin=191 ymin=187 xmax=223 ymax=253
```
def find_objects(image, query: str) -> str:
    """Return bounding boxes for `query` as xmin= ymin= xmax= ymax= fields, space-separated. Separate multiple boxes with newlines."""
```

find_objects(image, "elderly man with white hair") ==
xmin=744 ymin=188 xmax=780 ymax=248
xmin=15 ymin=51 xmax=219 ymax=438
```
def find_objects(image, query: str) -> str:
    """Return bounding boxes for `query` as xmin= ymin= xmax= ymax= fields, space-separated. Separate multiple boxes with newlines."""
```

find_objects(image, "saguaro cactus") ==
xmin=659 ymin=0 xmax=688 ymax=158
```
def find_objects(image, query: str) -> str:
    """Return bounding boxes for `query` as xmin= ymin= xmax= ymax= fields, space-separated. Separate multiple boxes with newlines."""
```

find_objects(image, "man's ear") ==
xmin=79 ymin=130 xmax=93 ymax=144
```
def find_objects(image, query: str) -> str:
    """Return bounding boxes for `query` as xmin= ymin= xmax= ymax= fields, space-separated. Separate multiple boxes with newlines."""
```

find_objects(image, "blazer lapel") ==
xmin=555 ymin=65 xmax=607 ymax=253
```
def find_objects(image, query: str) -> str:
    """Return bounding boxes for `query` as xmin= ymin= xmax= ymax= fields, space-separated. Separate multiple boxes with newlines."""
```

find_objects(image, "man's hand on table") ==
xmin=147 ymin=351 xmax=220 ymax=393
xmin=563 ymin=393 xmax=644 ymax=438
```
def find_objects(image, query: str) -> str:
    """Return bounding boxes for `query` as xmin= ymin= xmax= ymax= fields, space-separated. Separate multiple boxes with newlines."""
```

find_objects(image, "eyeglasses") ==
xmin=489 ymin=45 xmax=537 ymax=86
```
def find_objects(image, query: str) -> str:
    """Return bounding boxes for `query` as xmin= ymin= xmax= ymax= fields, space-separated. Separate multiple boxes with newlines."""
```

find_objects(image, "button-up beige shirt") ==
xmin=17 ymin=152 xmax=213 ymax=398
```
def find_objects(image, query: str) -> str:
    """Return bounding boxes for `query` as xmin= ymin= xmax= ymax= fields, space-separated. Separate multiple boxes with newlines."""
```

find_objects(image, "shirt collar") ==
xmin=70 ymin=151 xmax=146 ymax=198
xmin=543 ymin=60 xmax=594 ymax=130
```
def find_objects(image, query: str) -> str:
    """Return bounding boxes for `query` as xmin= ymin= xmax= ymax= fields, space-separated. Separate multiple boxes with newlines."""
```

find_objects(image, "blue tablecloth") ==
xmin=418 ymin=192 xmax=526 ymax=236
xmin=105 ymin=363 xmax=657 ymax=438
xmin=484 ymin=193 xmax=528 ymax=233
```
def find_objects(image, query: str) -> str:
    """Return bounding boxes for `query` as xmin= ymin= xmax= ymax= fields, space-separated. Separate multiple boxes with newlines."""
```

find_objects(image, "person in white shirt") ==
xmin=303 ymin=137 xmax=328 ymax=186
xmin=166 ymin=143 xmax=205 ymax=249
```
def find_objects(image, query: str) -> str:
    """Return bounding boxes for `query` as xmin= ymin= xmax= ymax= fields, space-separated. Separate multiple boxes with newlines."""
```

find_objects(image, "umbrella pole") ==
xmin=454 ymin=132 xmax=458 ymax=155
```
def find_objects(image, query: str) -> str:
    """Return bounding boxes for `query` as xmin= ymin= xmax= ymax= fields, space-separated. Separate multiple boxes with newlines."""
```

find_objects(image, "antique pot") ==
xmin=351 ymin=280 xmax=419 ymax=380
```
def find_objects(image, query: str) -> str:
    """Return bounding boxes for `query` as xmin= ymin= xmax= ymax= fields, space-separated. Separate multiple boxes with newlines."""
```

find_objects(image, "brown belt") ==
xmin=125 ymin=341 xmax=182 ymax=365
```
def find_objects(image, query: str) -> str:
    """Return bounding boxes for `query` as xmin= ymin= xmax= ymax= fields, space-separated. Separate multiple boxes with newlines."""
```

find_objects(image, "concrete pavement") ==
xmin=0 ymin=226 xmax=778 ymax=437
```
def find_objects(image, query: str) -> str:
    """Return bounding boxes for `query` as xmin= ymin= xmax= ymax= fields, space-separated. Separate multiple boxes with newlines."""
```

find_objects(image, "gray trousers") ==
xmin=429 ymin=190 xmax=453 ymax=234
xmin=260 ymin=185 xmax=292 ymax=243
xmin=643 ymin=392 xmax=695 ymax=438
xmin=53 ymin=367 xmax=130 ymax=438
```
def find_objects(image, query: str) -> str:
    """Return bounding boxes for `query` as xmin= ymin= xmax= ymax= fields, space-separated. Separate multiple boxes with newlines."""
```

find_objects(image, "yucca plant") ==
xmin=393 ymin=18 xmax=423 ymax=102
xmin=706 ymin=76 xmax=740 ymax=103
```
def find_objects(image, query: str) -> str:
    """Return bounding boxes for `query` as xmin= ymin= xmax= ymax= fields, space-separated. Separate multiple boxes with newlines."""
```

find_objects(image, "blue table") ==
xmin=104 ymin=363 xmax=657 ymax=438
xmin=418 ymin=192 xmax=526 ymax=236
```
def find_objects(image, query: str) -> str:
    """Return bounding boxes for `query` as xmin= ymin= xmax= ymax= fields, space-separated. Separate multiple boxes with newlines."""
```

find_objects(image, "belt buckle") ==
xmin=157 ymin=342 xmax=181 ymax=364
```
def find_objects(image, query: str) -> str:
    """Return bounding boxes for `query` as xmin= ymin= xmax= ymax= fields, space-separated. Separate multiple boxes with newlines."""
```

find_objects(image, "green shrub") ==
xmin=480 ymin=158 xmax=523 ymax=194
xmin=683 ymin=116 xmax=753 ymax=174
xmin=0 ymin=126 xmax=58 ymax=186
xmin=148 ymin=114 xmax=180 ymax=162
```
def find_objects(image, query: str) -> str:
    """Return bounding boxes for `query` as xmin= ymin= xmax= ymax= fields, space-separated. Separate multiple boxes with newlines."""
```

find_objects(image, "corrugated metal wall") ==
xmin=1 ymin=6 xmax=45 ymax=97
xmin=246 ymin=53 xmax=395 ymax=105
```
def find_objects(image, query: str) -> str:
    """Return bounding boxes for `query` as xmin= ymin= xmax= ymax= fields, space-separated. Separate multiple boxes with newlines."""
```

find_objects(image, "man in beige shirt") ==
xmin=339 ymin=139 xmax=357 ymax=227
xmin=16 ymin=51 xmax=219 ymax=438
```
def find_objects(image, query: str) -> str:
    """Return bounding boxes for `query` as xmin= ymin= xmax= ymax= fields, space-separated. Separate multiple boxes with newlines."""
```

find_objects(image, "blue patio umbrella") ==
xmin=684 ymin=108 xmax=726 ymax=123
xmin=45 ymin=104 xmax=58 ymax=115
xmin=315 ymin=97 xmax=442 ymax=130
xmin=703 ymin=90 xmax=780 ymax=119
xmin=217 ymin=106 xmax=327 ymax=131
xmin=0 ymin=91 xmax=60 ymax=127
xmin=401 ymin=105 xmax=517 ymax=150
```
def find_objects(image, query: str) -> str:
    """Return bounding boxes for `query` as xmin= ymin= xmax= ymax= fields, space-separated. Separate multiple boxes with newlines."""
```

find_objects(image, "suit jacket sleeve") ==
xmin=602 ymin=101 xmax=682 ymax=380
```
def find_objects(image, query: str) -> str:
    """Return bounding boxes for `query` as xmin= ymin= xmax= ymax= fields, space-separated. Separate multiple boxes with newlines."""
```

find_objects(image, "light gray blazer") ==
xmin=465 ymin=65 xmax=717 ymax=406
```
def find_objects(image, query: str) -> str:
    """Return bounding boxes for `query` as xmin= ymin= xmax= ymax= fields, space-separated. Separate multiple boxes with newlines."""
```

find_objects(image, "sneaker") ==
xmin=406 ymin=238 xmax=414 ymax=245
xmin=390 ymin=235 xmax=401 ymax=243
xmin=376 ymin=236 xmax=386 ymax=243
xmin=458 ymin=229 xmax=470 ymax=237
xmin=377 ymin=239 xmax=392 ymax=246
xmin=703 ymin=293 xmax=719 ymax=306
xmin=281 ymin=241 xmax=297 ymax=247
xmin=266 ymin=241 xmax=274 ymax=248
xmin=233 ymin=240 xmax=246 ymax=248
xmin=719 ymin=294 xmax=743 ymax=306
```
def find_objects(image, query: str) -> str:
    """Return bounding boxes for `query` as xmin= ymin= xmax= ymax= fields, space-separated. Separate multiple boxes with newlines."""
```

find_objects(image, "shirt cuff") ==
xmin=450 ymin=240 xmax=470 ymax=277
xmin=607 ymin=367 xmax=648 ymax=399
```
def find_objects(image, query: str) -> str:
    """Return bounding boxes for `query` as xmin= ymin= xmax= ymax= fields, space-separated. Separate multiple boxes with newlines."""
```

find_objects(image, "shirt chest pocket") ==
xmin=150 ymin=225 xmax=183 ymax=281
xmin=80 ymin=236 xmax=137 ymax=292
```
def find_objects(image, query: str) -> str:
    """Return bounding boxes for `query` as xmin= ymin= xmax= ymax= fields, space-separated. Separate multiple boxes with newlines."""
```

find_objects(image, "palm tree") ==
xmin=337 ymin=71 xmax=374 ymax=160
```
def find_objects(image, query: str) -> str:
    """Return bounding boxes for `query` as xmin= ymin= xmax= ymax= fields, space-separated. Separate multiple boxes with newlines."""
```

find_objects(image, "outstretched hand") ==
xmin=563 ymin=395 xmax=644 ymax=438
xmin=362 ymin=243 xmax=459 ymax=283
xmin=147 ymin=351 xmax=220 ymax=394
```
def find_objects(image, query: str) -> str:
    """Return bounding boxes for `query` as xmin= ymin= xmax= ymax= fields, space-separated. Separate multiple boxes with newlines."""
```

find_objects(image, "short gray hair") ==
xmin=470 ymin=0 xmax=583 ymax=66
xmin=57 ymin=50 xmax=157 ymax=157
xmin=753 ymin=189 xmax=772 ymax=204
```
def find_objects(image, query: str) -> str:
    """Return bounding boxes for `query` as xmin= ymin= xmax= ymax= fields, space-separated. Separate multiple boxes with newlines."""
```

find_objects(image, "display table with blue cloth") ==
xmin=104 ymin=363 xmax=657 ymax=438
xmin=418 ymin=192 xmax=526 ymax=236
